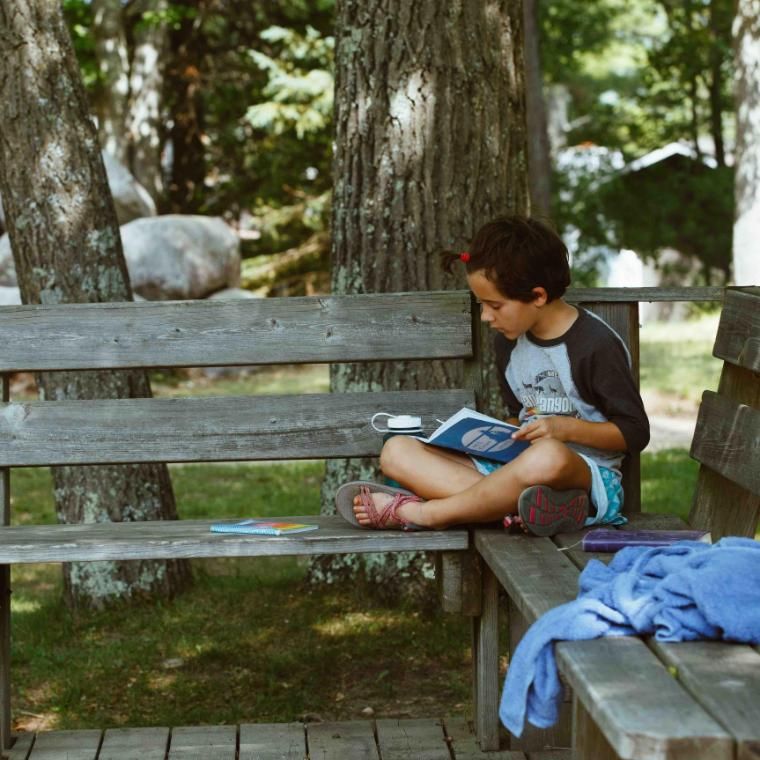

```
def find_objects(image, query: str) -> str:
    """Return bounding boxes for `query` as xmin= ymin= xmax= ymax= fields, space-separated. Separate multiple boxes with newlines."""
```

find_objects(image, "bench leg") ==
xmin=0 ymin=564 xmax=9 ymax=753
xmin=573 ymin=697 xmax=621 ymax=760
xmin=472 ymin=564 xmax=500 ymax=750
xmin=507 ymin=599 xmax=572 ymax=752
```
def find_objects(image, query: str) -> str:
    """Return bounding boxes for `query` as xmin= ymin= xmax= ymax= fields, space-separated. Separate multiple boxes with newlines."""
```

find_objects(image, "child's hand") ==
xmin=512 ymin=416 xmax=574 ymax=443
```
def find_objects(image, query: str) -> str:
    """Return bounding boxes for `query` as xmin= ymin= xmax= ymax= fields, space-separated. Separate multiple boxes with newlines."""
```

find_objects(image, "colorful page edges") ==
xmin=210 ymin=520 xmax=319 ymax=536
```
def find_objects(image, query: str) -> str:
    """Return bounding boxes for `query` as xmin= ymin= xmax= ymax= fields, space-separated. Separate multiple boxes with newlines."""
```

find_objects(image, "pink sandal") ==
xmin=335 ymin=480 xmax=425 ymax=530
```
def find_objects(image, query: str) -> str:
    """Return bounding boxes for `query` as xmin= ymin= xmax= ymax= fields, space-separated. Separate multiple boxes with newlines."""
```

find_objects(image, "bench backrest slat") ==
xmin=0 ymin=389 xmax=473 ymax=467
xmin=0 ymin=292 xmax=473 ymax=371
xmin=689 ymin=288 xmax=760 ymax=537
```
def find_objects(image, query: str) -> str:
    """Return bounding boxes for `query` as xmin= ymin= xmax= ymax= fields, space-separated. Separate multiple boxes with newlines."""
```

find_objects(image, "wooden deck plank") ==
xmin=442 ymin=716 xmax=524 ymax=758
xmin=21 ymin=729 xmax=101 ymax=760
xmin=0 ymin=516 xmax=468 ymax=565
xmin=557 ymin=638 xmax=732 ymax=760
xmin=306 ymin=721 xmax=378 ymax=759
xmin=238 ymin=722 xmax=305 ymax=760
xmin=98 ymin=727 xmax=169 ymax=760
xmin=375 ymin=718 xmax=450 ymax=760
xmin=167 ymin=725 xmax=236 ymax=758
xmin=526 ymin=752 xmax=572 ymax=760
xmin=653 ymin=641 xmax=760 ymax=760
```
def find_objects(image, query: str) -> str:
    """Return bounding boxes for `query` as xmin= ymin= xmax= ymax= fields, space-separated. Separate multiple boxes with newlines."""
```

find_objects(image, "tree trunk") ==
xmin=310 ymin=0 xmax=529 ymax=595
xmin=92 ymin=0 xmax=130 ymax=164
xmin=523 ymin=0 xmax=552 ymax=217
xmin=126 ymin=0 xmax=168 ymax=201
xmin=0 ymin=0 xmax=192 ymax=609
xmin=165 ymin=0 xmax=207 ymax=213
xmin=733 ymin=0 xmax=760 ymax=285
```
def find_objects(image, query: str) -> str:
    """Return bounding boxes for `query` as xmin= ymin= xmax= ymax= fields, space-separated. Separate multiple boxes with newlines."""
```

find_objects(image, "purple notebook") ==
xmin=581 ymin=528 xmax=711 ymax=552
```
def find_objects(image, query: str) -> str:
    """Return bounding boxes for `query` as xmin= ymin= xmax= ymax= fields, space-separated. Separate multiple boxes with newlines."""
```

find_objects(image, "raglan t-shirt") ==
xmin=493 ymin=307 xmax=650 ymax=473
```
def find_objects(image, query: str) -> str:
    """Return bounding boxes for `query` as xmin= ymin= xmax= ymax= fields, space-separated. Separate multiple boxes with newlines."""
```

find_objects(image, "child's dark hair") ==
xmin=443 ymin=215 xmax=571 ymax=302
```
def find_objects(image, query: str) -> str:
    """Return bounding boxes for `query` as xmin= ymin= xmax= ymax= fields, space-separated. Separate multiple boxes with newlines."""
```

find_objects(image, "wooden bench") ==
xmin=0 ymin=291 xmax=482 ymax=756
xmin=473 ymin=286 xmax=760 ymax=759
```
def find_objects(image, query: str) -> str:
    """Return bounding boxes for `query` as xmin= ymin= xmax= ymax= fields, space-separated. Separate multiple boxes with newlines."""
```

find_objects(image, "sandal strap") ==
xmin=358 ymin=487 xmax=421 ymax=529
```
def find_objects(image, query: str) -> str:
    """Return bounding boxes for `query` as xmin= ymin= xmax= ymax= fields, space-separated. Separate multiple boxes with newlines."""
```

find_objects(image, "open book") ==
xmin=417 ymin=407 xmax=529 ymax=464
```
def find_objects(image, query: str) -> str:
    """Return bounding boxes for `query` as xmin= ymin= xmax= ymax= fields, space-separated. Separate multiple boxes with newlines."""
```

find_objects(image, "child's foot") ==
xmin=334 ymin=480 xmax=428 ymax=530
xmin=352 ymin=488 xmax=424 ymax=529
xmin=517 ymin=485 xmax=589 ymax=537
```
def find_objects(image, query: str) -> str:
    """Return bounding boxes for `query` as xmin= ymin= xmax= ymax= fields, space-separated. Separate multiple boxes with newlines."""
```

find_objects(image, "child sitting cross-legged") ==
xmin=335 ymin=215 xmax=650 ymax=537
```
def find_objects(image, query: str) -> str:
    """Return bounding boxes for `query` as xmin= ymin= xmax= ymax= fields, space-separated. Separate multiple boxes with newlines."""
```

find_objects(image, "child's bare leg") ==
xmin=352 ymin=436 xmax=482 ymax=527
xmin=356 ymin=439 xmax=591 ymax=529
xmin=380 ymin=436 xmax=483 ymax=498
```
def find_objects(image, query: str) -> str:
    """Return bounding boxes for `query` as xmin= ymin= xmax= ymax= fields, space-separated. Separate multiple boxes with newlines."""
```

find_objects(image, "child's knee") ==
xmin=515 ymin=439 xmax=575 ymax=483
xmin=379 ymin=435 xmax=422 ymax=475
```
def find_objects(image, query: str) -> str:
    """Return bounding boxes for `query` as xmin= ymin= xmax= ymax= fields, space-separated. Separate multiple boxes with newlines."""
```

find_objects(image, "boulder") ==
xmin=0 ymin=234 xmax=16 ymax=286
xmin=121 ymin=215 xmax=241 ymax=300
xmin=102 ymin=151 xmax=157 ymax=224
xmin=0 ymin=286 xmax=21 ymax=305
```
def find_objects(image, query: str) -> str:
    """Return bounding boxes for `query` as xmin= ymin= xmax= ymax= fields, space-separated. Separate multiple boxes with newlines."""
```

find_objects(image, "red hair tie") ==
xmin=459 ymin=251 xmax=471 ymax=262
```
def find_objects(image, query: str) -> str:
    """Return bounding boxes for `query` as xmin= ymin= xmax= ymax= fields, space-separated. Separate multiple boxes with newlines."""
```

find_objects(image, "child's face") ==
xmin=467 ymin=270 xmax=541 ymax=340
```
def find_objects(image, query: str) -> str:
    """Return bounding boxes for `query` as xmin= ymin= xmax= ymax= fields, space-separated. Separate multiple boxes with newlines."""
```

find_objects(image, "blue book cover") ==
xmin=210 ymin=519 xmax=319 ymax=536
xmin=418 ymin=407 xmax=529 ymax=463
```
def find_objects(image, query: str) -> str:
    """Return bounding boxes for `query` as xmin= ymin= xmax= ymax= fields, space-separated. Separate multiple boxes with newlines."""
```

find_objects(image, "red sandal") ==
xmin=335 ymin=480 xmax=425 ymax=530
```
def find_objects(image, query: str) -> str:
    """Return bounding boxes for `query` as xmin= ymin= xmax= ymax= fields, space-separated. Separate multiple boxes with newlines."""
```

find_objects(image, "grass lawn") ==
xmin=6 ymin=314 xmax=718 ymax=732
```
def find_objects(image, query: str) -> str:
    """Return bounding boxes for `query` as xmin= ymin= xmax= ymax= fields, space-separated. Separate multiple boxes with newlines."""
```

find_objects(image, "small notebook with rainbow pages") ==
xmin=210 ymin=519 xmax=319 ymax=536
xmin=581 ymin=528 xmax=711 ymax=552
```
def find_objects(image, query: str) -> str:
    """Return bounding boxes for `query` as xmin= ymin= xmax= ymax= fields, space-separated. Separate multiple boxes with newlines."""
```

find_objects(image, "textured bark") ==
xmin=0 ymin=0 xmax=191 ymax=609
xmin=733 ymin=0 xmax=760 ymax=285
xmin=523 ymin=0 xmax=552 ymax=217
xmin=310 ymin=0 xmax=529 ymax=592
xmin=92 ymin=0 xmax=130 ymax=164
xmin=126 ymin=0 xmax=168 ymax=201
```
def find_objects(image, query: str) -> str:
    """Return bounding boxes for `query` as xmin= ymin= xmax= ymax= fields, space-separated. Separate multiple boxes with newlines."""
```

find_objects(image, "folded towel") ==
xmin=499 ymin=537 xmax=760 ymax=736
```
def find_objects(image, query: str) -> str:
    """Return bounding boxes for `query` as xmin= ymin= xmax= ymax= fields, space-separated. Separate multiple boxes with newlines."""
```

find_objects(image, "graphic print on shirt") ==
xmin=521 ymin=369 xmax=579 ymax=419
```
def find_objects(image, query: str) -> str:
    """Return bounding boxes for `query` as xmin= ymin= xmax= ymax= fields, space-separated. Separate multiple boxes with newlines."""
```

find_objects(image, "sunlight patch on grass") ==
xmin=312 ymin=611 xmax=404 ymax=638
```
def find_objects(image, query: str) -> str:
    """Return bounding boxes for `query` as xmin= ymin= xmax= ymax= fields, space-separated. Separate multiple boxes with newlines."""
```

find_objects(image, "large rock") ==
xmin=121 ymin=215 xmax=241 ymax=300
xmin=0 ymin=286 xmax=21 ymax=305
xmin=0 ymin=234 xmax=16 ymax=286
xmin=102 ymin=151 xmax=157 ymax=224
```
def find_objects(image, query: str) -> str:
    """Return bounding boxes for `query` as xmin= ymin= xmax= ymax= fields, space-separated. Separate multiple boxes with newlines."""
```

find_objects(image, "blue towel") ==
xmin=499 ymin=537 xmax=760 ymax=737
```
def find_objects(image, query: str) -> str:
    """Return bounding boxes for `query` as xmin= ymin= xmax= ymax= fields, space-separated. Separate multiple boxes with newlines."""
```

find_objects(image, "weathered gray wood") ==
xmin=436 ymin=549 xmax=481 ymax=616
xmin=474 ymin=531 xmax=578 ymax=623
xmin=375 ymin=718 xmax=450 ymax=760
xmin=306 ymin=721 xmax=378 ymax=759
xmin=99 ymin=727 xmax=169 ymax=760
xmin=6 ymin=732 xmax=33 ymax=760
xmin=690 ymin=391 xmax=760 ymax=497
xmin=712 ymin=288 xmax=760 ymax=371
xmin=572 ymin=699 xmax=621 ymax=760
xmin=442 ymin=716 xmax=523 ymax=758
xmin=556 ymin=638 xmax=732 ymax=760
xmin=238 ymin=722 xmax=305 ymax=760
xmin=18 ymin=730 xmax=101 ymax=760
xmin=0 ymin=292 xmax=474 ymax=372
xmin=473 ymin=565 xmax=500 ymax=751
xmin=0 ymin=515 xmax=468 ymax=564
xmin=0 ymin=390 xmax=472 ymax=467
xmin=168 ymin=725 xmax=236 ymax=759
xmin=567 ymin=286 xmax=723 ymax=303
xmin=526 ymin=751 xmax=573 ymax=760
xmin=507 ymin=601 xmax=571 ymax=754
xmin=652 ymin=641 xmax=760 ymax=760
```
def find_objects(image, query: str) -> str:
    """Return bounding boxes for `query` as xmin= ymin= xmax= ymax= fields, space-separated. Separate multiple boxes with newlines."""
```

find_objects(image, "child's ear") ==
xmin=531 ymin=287 xmax=549 ymax=306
